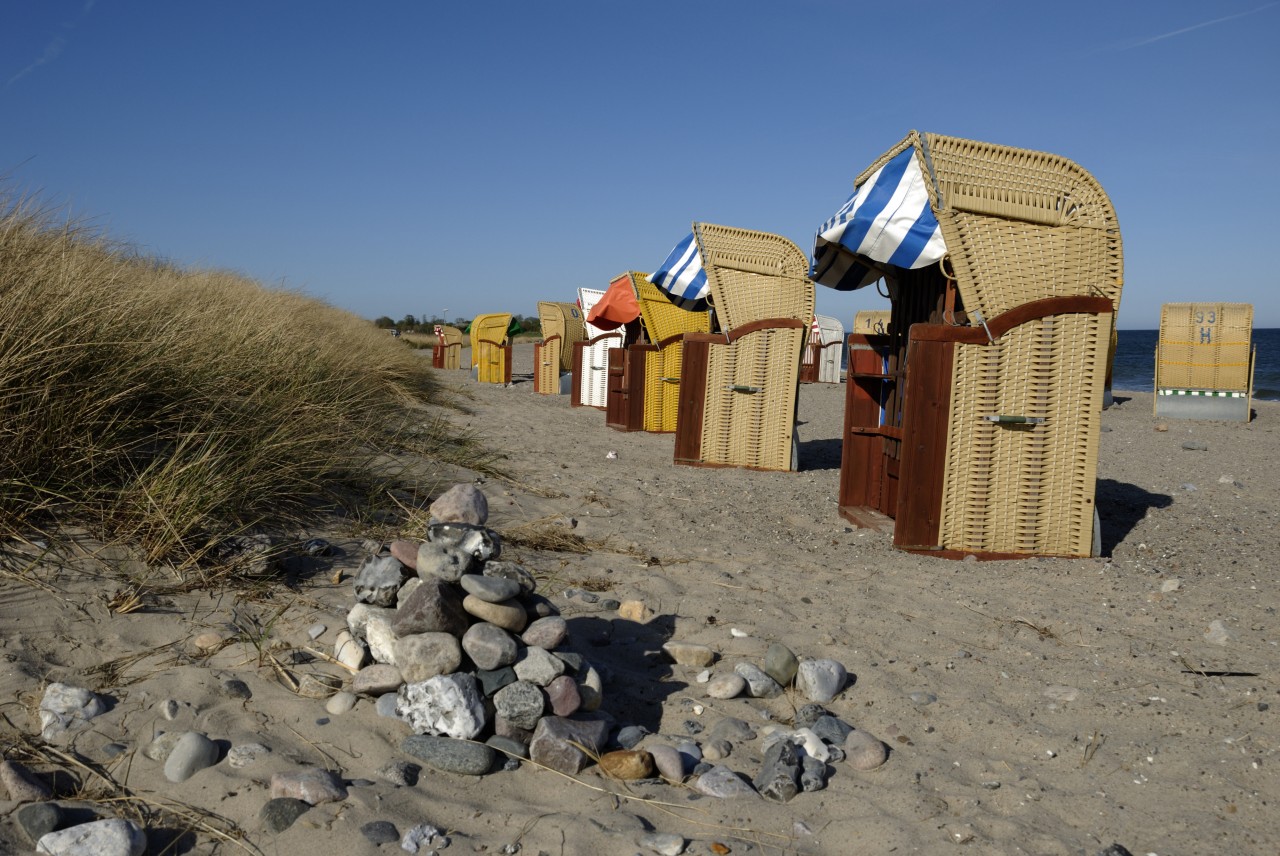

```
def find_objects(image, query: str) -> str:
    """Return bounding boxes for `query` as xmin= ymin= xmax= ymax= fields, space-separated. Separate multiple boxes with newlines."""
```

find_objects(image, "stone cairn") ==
xmin=339 ymin=483 xmax=611 ymax=779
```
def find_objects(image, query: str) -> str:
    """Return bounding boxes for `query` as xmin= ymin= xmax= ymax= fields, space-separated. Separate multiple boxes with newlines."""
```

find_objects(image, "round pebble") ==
xmin=844 ymin=729 xmax=889 ymax=770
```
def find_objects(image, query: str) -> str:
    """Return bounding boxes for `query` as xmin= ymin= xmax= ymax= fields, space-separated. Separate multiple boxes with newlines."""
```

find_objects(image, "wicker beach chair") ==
xmin=1154 ymin=303 xmax=1254 ymax=421
xmin=800 ymin=313 xmax=845 ymax=384
xmin=811 ymin=131 xmax=1123 ymax=558
xmin=471 ymin=312 xmax=515 ymax=385
xmin=572 ymin=288 xmax=623 ymax=409
xmin=652 ymin=223 xmax=815 ymax=471
xmin=432 ymin=325 xmax=464 ymax=370
xmin=852 ymin=310 xmax=891 ymax=336
xmin=533 ymin=302 xmax=584 ymax=395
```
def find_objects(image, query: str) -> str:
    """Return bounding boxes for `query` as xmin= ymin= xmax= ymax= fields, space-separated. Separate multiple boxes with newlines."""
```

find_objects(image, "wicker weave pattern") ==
xmin=852 ymin=310 xmax=891 ymax=335
xmin=938 ymin=310 xmax=1109 ymax=556
xmin=534 ymin=302 xmax=584 ymax=393
xmin=1156 ymin=303 xmax=1253 ymax=391
xmin=634 ymin=273 xmax=711 ymax=433
xmin=472 ymin=313 xmax=513 ymax=385
xmin=918 ymin=132 xmax=1124 ymax=322
xmin=691 ymin=224 xmax=814 ymax=470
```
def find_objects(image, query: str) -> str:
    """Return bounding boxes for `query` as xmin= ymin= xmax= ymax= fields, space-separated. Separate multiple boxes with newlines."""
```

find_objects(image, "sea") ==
xmin=1113 ymin=328 xmax=1278 ymax=402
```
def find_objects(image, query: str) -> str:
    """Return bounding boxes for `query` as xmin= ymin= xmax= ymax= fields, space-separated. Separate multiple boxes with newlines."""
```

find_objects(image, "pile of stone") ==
xmin=333 ymin=483 xmax=612 ymax=777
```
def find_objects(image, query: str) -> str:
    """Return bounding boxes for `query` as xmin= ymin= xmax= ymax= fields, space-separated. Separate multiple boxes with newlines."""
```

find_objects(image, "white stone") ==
xmin=39 ymin=683 xmax=106 ymax=742
xmin=164 ymin=731 xmax=219 ymax=782
xmin=365 ymin=613 xmax=398 ymax=665
xmin=37 ymin=818 xmax=146 ymax=856
xmin=334 ymin=629 xmax=369 ymax=670
xmin=795 ymin=659 xmax=847 ymax=704
xmin=396 ymin=673 xmax=486 ymax=739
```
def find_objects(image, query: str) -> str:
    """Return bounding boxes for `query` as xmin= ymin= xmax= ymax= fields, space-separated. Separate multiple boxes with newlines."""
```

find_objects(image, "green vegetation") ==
xmin=0 ymin=194 xmax=494 ymax=578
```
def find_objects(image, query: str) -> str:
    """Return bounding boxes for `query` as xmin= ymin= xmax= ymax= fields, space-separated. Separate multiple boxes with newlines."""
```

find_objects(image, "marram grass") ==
xmin=0 ymin=195 xmax=483 ymax=572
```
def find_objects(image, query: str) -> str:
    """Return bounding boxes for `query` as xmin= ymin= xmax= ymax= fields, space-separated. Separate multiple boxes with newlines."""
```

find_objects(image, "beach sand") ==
xmin=2 ymin=341 xmax=1276 ymax=855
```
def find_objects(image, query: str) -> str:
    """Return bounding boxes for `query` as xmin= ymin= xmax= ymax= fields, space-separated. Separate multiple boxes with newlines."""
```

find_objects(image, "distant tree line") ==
xmin=372 ymin=313 xmax=541 ymax=336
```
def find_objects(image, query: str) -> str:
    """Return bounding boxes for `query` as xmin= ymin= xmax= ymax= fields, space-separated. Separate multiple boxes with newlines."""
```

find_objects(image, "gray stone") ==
xmin=844 ymin=729 xmax=889 ymax=771
xmin=226 ymin=743 xmax=271 ymax=769
xmin=157 ymin=698 xmax=181 ymax=721
xmin=415 ymin=541 xmax=474 ymax=583
xmin=143 ymin=731 xmax=182 ymax=762
xmin=763 ymin=642 xmax=799 ymax=687
xmin=260 ymin=798 xmax=311 ymax=834
xmin=325 ymin=691 xmax=358 ymax=715
xmin=376 ymin=759 xmax=419 ymax=786
xmin=394 ymin=632 xmax=463 ymax=683
xmin=392 ymin=577 xmax=470 ymax=638
xmin=353 ymin=553 xmax=408 ymax=607
xmin=397 ymin=673 xmax=487 ymax=739
xmin=483 ymin=560 xmax=537 ymax=595
xmin=800 ymin=753 xmax=828 ymax=792
xmin=361 ymin=820 xmax=400 ymax=845
xmin=475 ymin=665 xmax=517 ymax=698
xmin=269 ymin=768 xmax=348 ymax=805
xmin=15 ymin=801 xmax=61 ymax=843
xmin=908 ymin=691 xmax=937 ymax=706
xmin=647 ymin=743 xmax=686 ymax=782
xmin=1205 ymin=619 xmax=1239 ymax=646
xmin=555 ymin=650 xmax=584 ymax=673
xmin=705 ymin=672 xmax=746 ymax=699
xmin=427 ymin=521 xmax=500 ymax=563
xmin=462 ymin=622 xmax=519 ymax=670
xmin=375 ymin=692 xmax=402 ymax=719
xmin=459 ymin=573 xmax=521 ymax=603
xmin=36 ymin=818 xmax=146 ymax=856
xmin=494 ymin=715 xmax=535 ymax=744
xmin=811 ymin=714 xmax=854 ymax=745
xmin=616 ymin=724 xmax=650 ymax=749
xmin=796 ymin=658 xmax=848 ymax=703
xmin=462 ymin=594 xmax=527 ymax=632
xmin=522 ymin=616 xmax=568 ymax=650
xmin=493 ymin=680 xmax=546 ymax=730
xmin=164 ymin=731 xmax=219 ymax=783
xmin=352 ymin=663 xmax=403 ymax=696
xmin=222 ymin=678 xmax=252 ymax=700
xmin=639 ymin=831 xmax=687 ymax=856
xmin=430 ymin=483 xmax=489 ymax=525
xmin=662 ymin=641 xmax=715 ymax=667
xmin=523 ymin=593 xmax=559 ymax=619
xmin=402 ymin=734 xmax=495 ymax=776
xmin=702 ymin=738 xmax=732 ymax=761
xmin=1182 ymin=440 xmax=1209 ymax=451
xmin=793 ymin=703 xmax=829 ymax=729
xmin=487 ymin=734 xmax=530 ymax=760
xmin=734 ymin=662 xmax=783 ymax=698
xmin=38 ymin=683 xmax=106 ymax=742
xmin=529 ymin=716 xmax=610 ymax=774
xmin=694 ymin=765 xmax=760 ymax=799
xmin=709 ymin=717 xmax=755 ymax=742
xmin=514 ymin=645 xmax=566 ymax=686
xmin=1 ymin=759 xmax=52 ymax=802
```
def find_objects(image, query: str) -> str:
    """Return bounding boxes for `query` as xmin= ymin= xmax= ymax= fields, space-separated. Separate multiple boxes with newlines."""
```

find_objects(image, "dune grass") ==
xmin=0 ymin=194 xmax=491 ymax=576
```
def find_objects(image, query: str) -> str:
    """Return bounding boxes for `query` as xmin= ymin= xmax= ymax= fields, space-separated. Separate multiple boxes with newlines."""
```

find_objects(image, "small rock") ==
xmin=800 ymin=753 xmax=827 ymax=792
xmin=388 ymin=539 xmax=421 ymax=569
xmin=493 ymin=680 xmax=546 ymax=730
xmin=1205 ymin=619 xmax=1238 ymax=646
xmin=694 ymin=765 xmax=760 ymax=799
xmin=352 ymin=663 xmax=404 ymax=696
xmin=639 ymin=831 xmax=686 ymax=856
xmin=618 ymin=600 xmax=653 ymax=623
xmin=705 ymin=672 xmax=746 ymax=699
xmin=260 ymin=797 xmax=311 ymax=834
xmin=326 ymin=691 xmax=358 ymax=715
xmin=36 ymin=818 xmax=146 ymax=856
xmin=164 ymin=731 xmax=219 ymax=783
xmin=844 ymin=729 xmax=889 ymax=770
xmin=394 ymin=631 xmax=464 ymax=684
xmin=1043 ymin=685 xmax=1079 ymax=703
xmin=193 ymin=630 xmax=230 ymax=652
xmin=545 ymin=675 xmax=581 ymax=717
xmin=463 ymin=622 xmax=520 ymax=671
xmin=528 ymin=716 xmax=610 ymax=774
xmin=647 ymin=744 xmax=686 ymax=782
xmin=401 ymin=734 xmax=496 ymax=776
xmin=514 ymin=645 xmax=567 ymax=686
xmin=226 ymin=743 xmax=271 ymax=769
xmin=463 ymin=595 xmax=528 ymax=632
xmin=15 ymin=801 xmax=61 ymax=843
xmin=616 ymin=724 xmax=650 ymax=749
xmin=269 ymin=768 xmax=348 ymax=805
xmin=460 ymin=572 xmax=522 ymax=603
xmin=475 ymin=665 xmax=518 ymax=698
xmin=908 ymin=691 xmax=937 ymax=706
xmin=334 ymin=629 xmax=370 ymax=671
xmin=795 ymin=659 xmax=848 ymax=703
xmin=361 ymin=820 xmax=400 ymax=845
xmin=415 ymin=541 xmax=473 ymax=582
xmin=0 ymin=759 xmax=52 ymax=802
xmin=598 ymin=749 xmax=654 ymax=780
xmin=663 ymin=641 xmax=715 ymax=668
xmin=39 ymin=683 xmax=106 ymax=742
xmin=763 ymin=642 xmax=799 ymax=687
xmin=1161 ymin=579 xmax=1182 ymax=593
xmin=1181 ymin=439 xmax=1209 ymax=451
xmin=353 ymin=553 xmax=409 ymax=607
xmin=393 ymin=577 xmax=470 ymax=637
xmin=397 ymin=673 xmax=487 ymax=739
xmin=484 ymin=560 xmax=537 ymax=595
xmin=430 ymin=483 xmax=489 ymax=525
xmin=376 ymin=759 xmax=420 ymax=786
xmin=734 ymin=662 xmax=783 ymax=698
xmin=522 ymin=616 xmax=569 ymax=650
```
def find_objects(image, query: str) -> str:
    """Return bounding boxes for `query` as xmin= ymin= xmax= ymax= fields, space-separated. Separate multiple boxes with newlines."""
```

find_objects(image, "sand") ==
xmin=1 ymin=341 xmax=1276 ymax=855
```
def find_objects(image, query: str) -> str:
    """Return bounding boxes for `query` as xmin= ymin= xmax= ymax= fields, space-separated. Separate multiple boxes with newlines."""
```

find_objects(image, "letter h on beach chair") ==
xmin=811 ymin=130 xmax=1124 ymax=558
xmin=651 ymin=222 xmax=816 ymax=472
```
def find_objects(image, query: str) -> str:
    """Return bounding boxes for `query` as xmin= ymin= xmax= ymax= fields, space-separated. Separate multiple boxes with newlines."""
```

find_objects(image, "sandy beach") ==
xmin=2 ymin=341 xmax=1277 ymax=856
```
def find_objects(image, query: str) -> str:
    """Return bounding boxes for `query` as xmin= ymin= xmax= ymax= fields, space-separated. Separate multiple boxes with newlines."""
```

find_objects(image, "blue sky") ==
xmin=3 ymin=1 xmax=1277 ymax=328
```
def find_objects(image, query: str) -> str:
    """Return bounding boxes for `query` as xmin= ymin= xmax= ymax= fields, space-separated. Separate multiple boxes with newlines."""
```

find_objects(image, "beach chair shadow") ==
xmin=1094 ymin=478 xmax=1172 ymax=556
xmin=562 ymin=613 xmax=681 ymax=736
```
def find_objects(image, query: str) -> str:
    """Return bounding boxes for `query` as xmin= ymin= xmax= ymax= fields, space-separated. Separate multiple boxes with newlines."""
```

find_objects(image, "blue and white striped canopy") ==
xmin=649 ymin=231 xmax=710 ymax=311
xmin=810 ymin=147 xmax=948 ymax=291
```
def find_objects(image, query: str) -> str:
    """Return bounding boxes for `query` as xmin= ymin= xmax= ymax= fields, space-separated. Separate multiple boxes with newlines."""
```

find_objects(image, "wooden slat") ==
xmin=893 ymin=337 xmax=955 ymax=551
xmin=674 ymin=338 xmax=709 ymax=464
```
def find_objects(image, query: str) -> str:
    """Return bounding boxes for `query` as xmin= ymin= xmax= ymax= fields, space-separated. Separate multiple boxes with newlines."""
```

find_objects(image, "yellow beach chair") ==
xmin=533 ymin=302 xmax=584 ymax=395
xmin=1154 ymin=303 xmax=1254 ymax=421
xmin=471 ymin=313 xmax=514 ymax=385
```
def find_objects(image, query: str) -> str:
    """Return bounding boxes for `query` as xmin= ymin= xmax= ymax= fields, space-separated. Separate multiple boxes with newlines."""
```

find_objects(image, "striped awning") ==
xmin=810 ymin=147 xmax=947 ymax=291
xmin=649 ymin=231 xmax=710 ymax=311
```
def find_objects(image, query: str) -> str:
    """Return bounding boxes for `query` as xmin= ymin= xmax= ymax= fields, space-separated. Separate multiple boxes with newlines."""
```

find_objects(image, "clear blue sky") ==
xmin=3 ymin=1 xmax=1277 ymax=328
